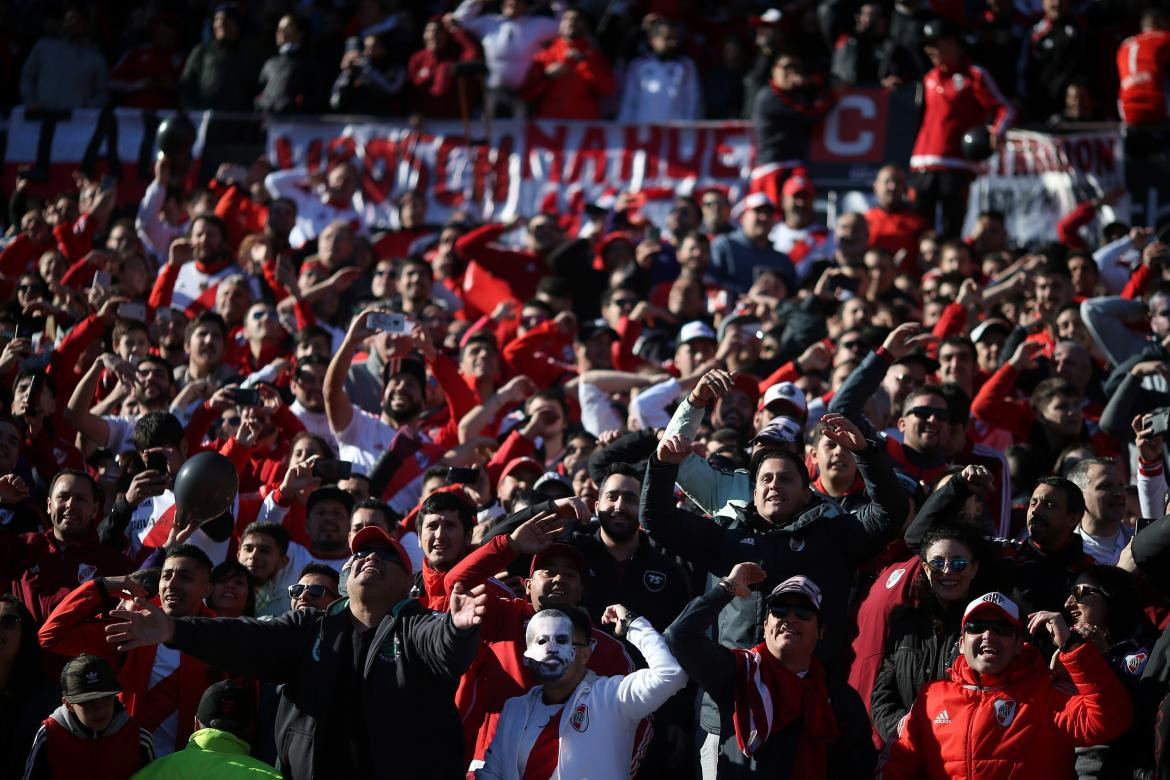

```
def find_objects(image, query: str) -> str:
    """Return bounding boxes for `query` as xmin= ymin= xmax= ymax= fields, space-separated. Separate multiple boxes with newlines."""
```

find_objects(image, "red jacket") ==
xmin=456 ymin=224 xmax=545 ymax=310
xmin=910 ymin=61 xmax=1014 ymax=172
xmin=407 ymin=28 xmax=481 ymax=118
xmin=866 ymin=206 xmax=928 ymax=271
xmin=0 ymin=232 xmax=54 ymax=277
xmin=1118 ymin=30 xmax=1170 ymax=125
xmin=521 ymin=38 xmax=616 ymax=120
xmin=879 ymin=642 xmax=1132 ymax=778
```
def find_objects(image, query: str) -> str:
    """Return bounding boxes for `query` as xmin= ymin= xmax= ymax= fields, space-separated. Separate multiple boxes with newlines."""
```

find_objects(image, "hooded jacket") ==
xmin=878 ymin=642 xmax=1132 ymax=778
xmin=24 ymin=703 xmax=153 ymax=780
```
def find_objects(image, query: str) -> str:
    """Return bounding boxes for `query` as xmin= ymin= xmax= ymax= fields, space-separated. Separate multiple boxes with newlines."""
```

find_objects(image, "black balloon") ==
xmin=961 ymin=127 xmax=994 ymax=162
xmin=173 ymin=451 xmax=239 ymax=527
xmin=156 ymin=114 xmax=197 ymax=158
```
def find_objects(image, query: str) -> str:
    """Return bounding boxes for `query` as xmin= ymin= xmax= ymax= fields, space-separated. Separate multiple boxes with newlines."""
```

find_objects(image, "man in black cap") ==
xmin=106 ymin=525 xmax=488 ymax=780
xmin=24 ymin=654 xmax=155 ymax=779
xmin=131 ymin=680 xmax=281 ymax=779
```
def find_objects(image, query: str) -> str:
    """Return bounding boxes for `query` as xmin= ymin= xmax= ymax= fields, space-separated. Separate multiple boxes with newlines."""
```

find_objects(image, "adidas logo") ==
xmin=933 ymin=709 xmax=951 ymax=725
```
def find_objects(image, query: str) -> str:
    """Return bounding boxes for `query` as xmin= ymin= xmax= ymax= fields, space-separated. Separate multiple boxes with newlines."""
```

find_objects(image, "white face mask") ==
xmin=523 ymin=613 xmax=576 ymax=681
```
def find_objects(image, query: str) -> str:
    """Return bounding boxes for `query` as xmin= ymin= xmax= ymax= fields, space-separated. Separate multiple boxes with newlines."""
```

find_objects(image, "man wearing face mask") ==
xmin=667 ymin=566 xmax=875 ymax=778
xmin=879 ymin=592 xmax=1131 ymax=778
xmin=477 ymin=602 xmax=686 ymax=780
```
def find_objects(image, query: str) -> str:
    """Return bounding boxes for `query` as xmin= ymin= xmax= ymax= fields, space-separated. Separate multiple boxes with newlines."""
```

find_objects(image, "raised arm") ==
xmin=65 ymin=355 xmax=127 ymax=449
xmin=640 ymin=434 xmax=727 ymax=572
xmin=602 ymin=605 xmax=687 ymax=721
xmin=325 ymin=308 xmax=378 ymax=435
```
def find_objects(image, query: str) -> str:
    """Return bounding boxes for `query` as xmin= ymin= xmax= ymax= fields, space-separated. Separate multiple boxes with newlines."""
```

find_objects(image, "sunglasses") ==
xmin=224 ymin=416 xmax=241 ymax=426
xmin=907 ymin=406 xmax=947 ymax=421
xmin=294 ymin=371 xmax=320 ymax=385
xmin=16 ymin=284 xmax=42 ymax=294
xmin=769 ymin=604 xmax=816 ymax=621
xmin=963 ymin=619 xmax=1015 ymax=637
xmin=841 ymin=340 xmax=866 ymax=351
xmin=1071 ymin=584 xmax=1106 ymax=603
xmin=0 ymin=614 xmax=20 ymax=629
xmin=289 ymin=583 xmax=333 ymax=600
xmin=249 ymin=309 xmax=278 ymax=322
xmin=610 ymin=298 xmax=638 ymax=309
xmin=353 ymin=548 xmax=401 ymax=563
xmin=926 ymin=557 xmax=970 ymax=573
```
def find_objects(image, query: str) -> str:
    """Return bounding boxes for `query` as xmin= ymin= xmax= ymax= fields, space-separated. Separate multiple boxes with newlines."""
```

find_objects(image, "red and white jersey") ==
xmin=126 ymin=490 xmax=236 ymax=565
xmin=769 ymin=221 xmax=833 ymax=274
xmin=910 ymin=62 xmax=1014 ymax=172
xmin=1118 ymin=30 xmax=1170 ymax=124
xmin=173 ymin=262 xmax=255 ymax=311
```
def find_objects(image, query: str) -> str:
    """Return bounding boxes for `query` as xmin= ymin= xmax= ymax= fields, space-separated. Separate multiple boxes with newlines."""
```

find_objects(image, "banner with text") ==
xmin=962 ymin=128 xmax=1128 ymax=246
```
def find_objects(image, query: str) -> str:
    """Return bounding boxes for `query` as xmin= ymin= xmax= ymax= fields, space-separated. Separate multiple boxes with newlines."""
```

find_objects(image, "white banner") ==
xmin=963 ymin=128 xmax=1128 ymax=245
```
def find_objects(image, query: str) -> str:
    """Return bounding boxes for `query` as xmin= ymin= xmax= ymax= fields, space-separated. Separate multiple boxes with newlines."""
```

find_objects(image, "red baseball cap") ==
xmin=782 ymin=173 xmax=814 ymax=198
xmin=730 ymin=372 xmax=762 ymax=409
xmin=498 ymin=457 xmax=544 ymax=489
xmin=529 ymin=543 xmax=585 ymax=578
xmin=350 ymin=526 xmax=413 ymax=578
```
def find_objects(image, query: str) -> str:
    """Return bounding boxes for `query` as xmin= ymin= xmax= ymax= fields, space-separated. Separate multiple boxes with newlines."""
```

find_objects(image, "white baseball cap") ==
xmin=678 ymin=321 xmax=717 ymax=345
xmin=760 ymin=382 xmax=807 ymax=417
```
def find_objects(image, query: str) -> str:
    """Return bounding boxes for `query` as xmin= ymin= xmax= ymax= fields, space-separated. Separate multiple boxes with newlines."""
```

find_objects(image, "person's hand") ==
xmin=881 ymin=322 xmax=932 ymax=360
xmin=813 ymin=267 xmax=850 ymax=301
xmin=544 ymin=61 xmax=568 ymax=78
xmin=106 ymin=597 xmax=176 ymax=650
xmin=1130 ymin=226 xmax=1155 ymax=251
xmin=274 ymin=256 xmax=298 ymax=291
xmin=629 ymin=301 xmax=677 ymax=326
xmin=233 ymin=417 xmax=264 ymax=447
xmin=0 ymin=475 xmax=30 ymax=504
xmin=450 ymin=582 xmax=488 ymax=630
xmin=207 ymin=383 xmax=241 ymax=412
xmin=817 ymin=412 xmax=867 ymax=452
xmin=553 ymin=310 xmax=577 ymax=336
xmin=1131 ymin=360 xmax=1170 ymax=379
xmin=1145 ymin=241 xmax=1170 ymax=270
xmin=164 ymin=517 xmax=200 ymax=547
xmin=167 ymin=239 xmax=194 ymax=267
xmin=601 ymin=604 xmax=636 ymax=637
xmin=1072 ymin=621 xmax=1110 ymax=652
xmin=125 ymin=468 xmax=168 ymax=507
xmin=688 ymin=368 xmax=734 ymax=408
xmin=490 ymin=300 xmax=518 ymax=323
xmin=327 ymin=266 xmax=363 ymax=293
xmin=346 ymin=308 xmax=380 ymax=343
xmin=1027 ymin=610 xmax=1071 ymax=648
xmin=508 ymin=511 xmax=568 ymax=555
xmin=409 ymin=321 xmax=438 ymax=361
xmin=725 ymin=562 xmax=767 ymax=597
xmin=443 ymin=436 xmax=497 ymax=468
xmin=96 ymin=296 xmax=131 ymax=324
xmin=956 ymin=278 xmax=982 ymax=309
xmin=960 ymin=464 xmax=993 ymax=493
xmin=101 ymin=574 xmax=149 ymax=602
xmin=1133 ymin=413 xmax=1165 ymax=463
xmin=635 ymin=240 xmax=662 ymax=269
xmin=656 ymin=433 xmax=692 ymax=465
xmin=341 ymin=50 xmax=363 ymax=70
xmin=881 ymin=74 xmax=904 ymax=91
xmin=499 ymin=375 xmax=537 ymax=405
xmin=551 ymin=496 xmax=592 ymax=526
xmin=98 ymin=353 xmax=136 ymax=389
xmin=797 ymin=340 xmax=832 ymax=373
xmin=596 ymin=428 xmax=625 ymax=448
xmin=521 ymin=406 xmax=559 ymax=441
xmin=0 ymin=339 xmax=32 ymax=374
xmin=280 ymin=457 xmax=322 ymax=500
xmin=1009 ymin=341 xmax=1045 ymax=371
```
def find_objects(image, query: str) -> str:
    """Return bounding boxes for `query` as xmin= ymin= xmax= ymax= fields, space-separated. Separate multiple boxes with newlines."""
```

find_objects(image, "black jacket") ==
xmin=665 ymin=586 xmax=876 ymax=778
xmin=573 ymin=529 xmax=691 ymax=634
xmin=168 ymin=597 xmax=479 ymax=780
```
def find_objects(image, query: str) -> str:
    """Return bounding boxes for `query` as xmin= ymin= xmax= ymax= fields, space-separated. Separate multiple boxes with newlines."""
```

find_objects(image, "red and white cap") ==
xmin=962 ymin=592 xmax=1021 ymax=630
xmin=732 ymin=191 xmax=776 ymax=218
xmin=760 ymin=382 xmax=807 ymax=418
xmin=782 ymin=173 xmax=814 ymax=197
xmin=349 ymin=526 xmax=413 ymax=578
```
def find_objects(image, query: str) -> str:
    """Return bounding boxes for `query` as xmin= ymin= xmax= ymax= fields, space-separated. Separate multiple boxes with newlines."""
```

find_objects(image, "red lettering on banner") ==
xmin=433 ymin=137 xmax=465 ymax=208
xmin=666 ymin=127 xmax=707 ymax=179
xmin=306 ymin=140 xmax=323 ymax=173
xmin=490 ymin=135 xmax=513 ymax=205
xmin=567 ymin=126 xmax=609 ymax=184
xmin=620 ymin=126 xmax=662 ymax=182
xmin=362 ymin=137 xmax=398 ymax=205
xmin=326 ymin=137 xmax=357 ymax=170
xmin=1093 ymin=138 xmax=1115 ymax=175
xmin=809 ymin=89 xmax=887 ymax=162
xmin=524 ymin=124 xmax=567 ymax=183
xmin=274 ymin=136 xmax=293 ymax=170
xmin=710 ymin=126 xmax=749 ymax=179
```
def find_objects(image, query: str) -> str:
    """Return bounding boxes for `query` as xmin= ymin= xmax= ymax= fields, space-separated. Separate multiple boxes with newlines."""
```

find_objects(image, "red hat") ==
xmin=498 ymin=457 xmax=544 ymax=489
xmin=529 ymin=543 xmax=585 ymax=578
xmin=730 ymin=372 xmax=762 ymax=408
xmin=349 ymin=526 xmax=413 ymax=578
xmin=782 ymin=173 xmax=814 ymax=198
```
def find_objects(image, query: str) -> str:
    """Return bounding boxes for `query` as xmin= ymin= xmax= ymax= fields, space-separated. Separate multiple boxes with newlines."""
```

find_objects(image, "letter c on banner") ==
xmin=824 ymin=94 xmax=876 ymax=157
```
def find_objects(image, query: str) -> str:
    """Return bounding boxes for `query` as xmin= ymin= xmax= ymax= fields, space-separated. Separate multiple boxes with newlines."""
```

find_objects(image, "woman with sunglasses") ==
xmin=871 ymin=523 xmax=996 ymax=742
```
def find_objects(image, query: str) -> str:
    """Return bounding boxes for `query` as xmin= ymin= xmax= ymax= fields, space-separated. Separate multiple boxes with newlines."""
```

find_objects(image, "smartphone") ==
xmin=368 ymin=311 xmax=410 ymax=335
xmin=345 ymin=36 xmax=361 ymax=53
xmin=230 ymin=387 xmax=262 ymax=406
xmin=1149 ymin=407 xmax=1170 ymax=438
xmin=644 ymin=226 xmax=661 ymax=243
xmin=446 ymin=466 xmax=480 ymax=485
xmin=313 ymin=459 xmax=353 ymax=481
xmin=14 ymin=319 xmax=39 ymax=339
xmin=93 ymin=271 xmax=112 ymax=291
xmin=118 ymin=302 xmax=147 ymax=322
xmin=145 ymin=451 xmax=168 ymax=473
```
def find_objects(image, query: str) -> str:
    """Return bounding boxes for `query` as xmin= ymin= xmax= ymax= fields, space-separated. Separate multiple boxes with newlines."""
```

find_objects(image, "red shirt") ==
xmin=866 ymin=205 xmax=928 ymax=270
xmin=911 ymin=62 xmax=1014 ymax=172
xmin=521 ymin=38 xmax=616 ymax=120
xmin=1118 ymin=30 xmax=1170 ymax=124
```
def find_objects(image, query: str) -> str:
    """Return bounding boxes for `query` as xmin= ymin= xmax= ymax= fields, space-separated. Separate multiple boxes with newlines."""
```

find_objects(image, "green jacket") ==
xmin=131 ymin=728 xmax=280 ymax=780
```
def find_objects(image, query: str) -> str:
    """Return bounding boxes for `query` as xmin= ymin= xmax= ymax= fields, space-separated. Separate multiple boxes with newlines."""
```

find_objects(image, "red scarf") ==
xmin=731 ymin=644 xmax=839 ymax=777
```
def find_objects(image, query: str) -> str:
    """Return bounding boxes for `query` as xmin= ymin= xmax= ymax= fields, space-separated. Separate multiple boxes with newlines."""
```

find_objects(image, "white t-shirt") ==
xmin=333 ymin=407 xmax=396 ymax=476
xmin=103 ymin=415 xmax=140 ymax=454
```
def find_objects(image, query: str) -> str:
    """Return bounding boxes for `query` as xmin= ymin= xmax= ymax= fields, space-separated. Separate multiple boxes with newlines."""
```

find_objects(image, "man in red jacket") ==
xmin=909 ymin=20 xmax=1013 ymax=238
xmin=879 ymin=591 xmax=1132 ymax=778
xmin=521 ymin=9 xmax=616 ymax=120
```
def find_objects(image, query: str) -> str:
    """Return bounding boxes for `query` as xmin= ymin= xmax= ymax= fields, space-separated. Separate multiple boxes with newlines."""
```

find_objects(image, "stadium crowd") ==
xmin=3 ymin=0 xmax=1170 ymax=778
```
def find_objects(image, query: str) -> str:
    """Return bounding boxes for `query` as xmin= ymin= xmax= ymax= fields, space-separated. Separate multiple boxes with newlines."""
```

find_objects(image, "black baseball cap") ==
xmin=307 ymin=485 xmax=356 ymax=516
xmin=575 ymin=318 xmax=619 ymax=344
xmin=196 ymin=679 xmax=255 ymax=735
xmin=60 ymin=654 xmax=122 ymax=704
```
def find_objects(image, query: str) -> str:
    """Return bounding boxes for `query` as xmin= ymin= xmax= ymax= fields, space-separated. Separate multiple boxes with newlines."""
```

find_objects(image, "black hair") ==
xmin=48 ymin=468 xmax=100 ymax=505
xmin=299 ymin=562 xmax=341 ymax=586
xmin=242 ymin=521 xmax=291 ymax=555
xmin=209 ymin=560 xmax=256 ymax=617
xmin=1035 ymin=476 xmax=1086 ymax=517
xmin=1075 ymin=565 xmax=1149 ymax=642
xmin=603 ymin=462 xmax=642 ymax=483
xmin=749 ymin=447 xmax=810 ymax=487
xmin=352 ymin=498 xmax=399 ymax=529
xmin=533 ymin=605 xmax=593 ymax=643
xmin=295 ymin=324 xmax=332 ymax=347
xmin=0 ymin=594 xmax=42 ymax=698
xmin=132 ymin=411 xmax=185 ymax=451
xmin=418 ymin=491 xmax=475 ymax=535
xmin=938 ymin=383 xmax=971 ymax=426
xmin=184 ymin=310 xmax=229 ymax=343
xmin=164 ymin=543 xmax=214 ymax=574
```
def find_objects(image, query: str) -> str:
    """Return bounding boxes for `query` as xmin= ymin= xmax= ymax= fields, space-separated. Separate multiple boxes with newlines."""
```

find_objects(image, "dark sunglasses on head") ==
xmin=926 ymin=556 xmax=970 ymax=573
xmin=769 ymin=604 xmax=816 ymax=621
xmin=907 ymin=406 xmax=947 ymax=421
xmin=1071 ymin=584 xmax=1106 ymax=603
xmin=0 ymin=614 xmax=20 ymax=628
xmin=289 ymin=583 xmax=332 ymax=599
xmin=963 ymin=619 xmax=1015 ymax=637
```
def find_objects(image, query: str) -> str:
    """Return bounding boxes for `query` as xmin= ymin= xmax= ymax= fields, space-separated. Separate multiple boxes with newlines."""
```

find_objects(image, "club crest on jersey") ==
xmin=885 ymin=568 xmax=906 ymax=589
xmin=643 ymin=571 xmax=666 ymax=592
xmin=1125 ymin=652 xmax=1149 ymax=676
xmin=570 ymin=704 xmax=589 ymax=733
xmin=993 ymin=698 xmax=1017 ymax=728
xmin=952 ymin=73 xmax=966 ymax=90
xmin=77 ymin=563 xmax=97 ymax=584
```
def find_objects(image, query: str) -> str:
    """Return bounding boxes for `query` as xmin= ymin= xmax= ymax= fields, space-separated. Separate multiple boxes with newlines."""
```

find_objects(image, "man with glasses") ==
xmin=666 ymin=565 xmax=876 ymax=779
xmin=879 ymin=592 xmax=1131 ymax=778
xmin=288 ymin=563 xmax=339 ymax=611
xmin=105 ymin=524 xmax=487 ymax=778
